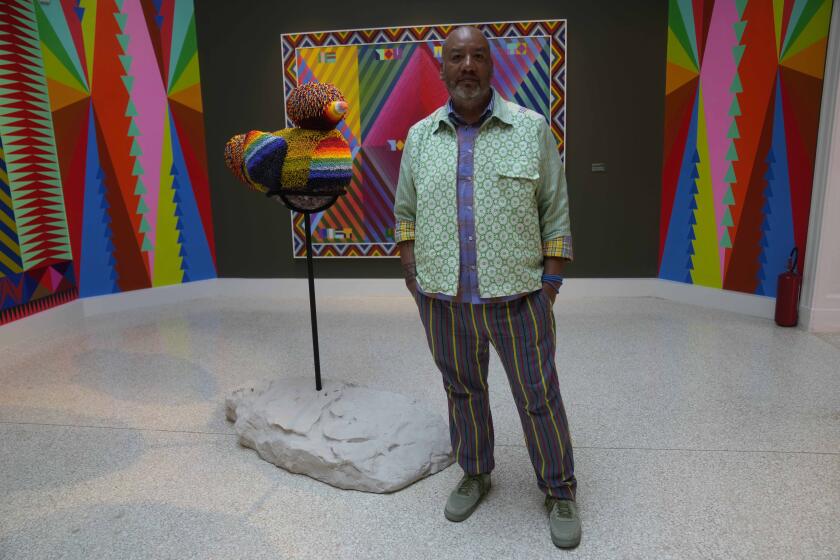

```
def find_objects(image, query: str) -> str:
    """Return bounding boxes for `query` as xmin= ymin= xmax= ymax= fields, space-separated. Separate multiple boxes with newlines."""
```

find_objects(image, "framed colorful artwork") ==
xmin=281 ymin=20 xmax=567 ymax=258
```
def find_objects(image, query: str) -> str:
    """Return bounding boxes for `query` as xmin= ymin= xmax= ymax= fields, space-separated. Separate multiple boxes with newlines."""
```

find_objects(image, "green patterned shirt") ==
xmin=394 ymin=94 xmax=573 ymax=298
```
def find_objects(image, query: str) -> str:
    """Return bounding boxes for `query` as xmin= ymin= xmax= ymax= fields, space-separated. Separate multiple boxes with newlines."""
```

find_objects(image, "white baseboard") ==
xmin=1 ymin=299 xmax=84 ymax=349
xmin=217 ymin=277 xmax=661 ymax=299
xmin=800 ymin=303 xmax=840 ymax=332
xmin=556 ymin=278 xmax=659 ymax=299
xmin=0 ymin=280 xmax=220 ymax=350
xmin=218 ymin=278 xmax=407 ymax=298
xmin=80 ymin=279 xmax=218 ymax=317
xmin=163 ymin=276 xmax=775 ymax=320
xmin=2 ymin=277 xmax=792 ymax=349
xmin=655 ymin=279 xmax=776 ymax=319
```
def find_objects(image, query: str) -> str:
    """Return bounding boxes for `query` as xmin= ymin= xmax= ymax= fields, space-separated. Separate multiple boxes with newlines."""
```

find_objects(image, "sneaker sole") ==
xmin=551 ymin=532 xmax=581 ymax=549
xmin=444 ymin=489 xmax=490 ymax=522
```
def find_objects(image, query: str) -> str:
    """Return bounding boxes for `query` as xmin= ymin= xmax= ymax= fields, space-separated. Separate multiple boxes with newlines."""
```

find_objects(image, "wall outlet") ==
xmin=591 ymin=163 xmax=607 ymax=173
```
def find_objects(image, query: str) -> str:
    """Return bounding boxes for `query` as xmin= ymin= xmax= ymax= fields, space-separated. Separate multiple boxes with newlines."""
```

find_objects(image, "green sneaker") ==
xmin=444 ymin=473 xmax=491 ymax=522
xmin=545 ymin=497 xmax=582 ymax=548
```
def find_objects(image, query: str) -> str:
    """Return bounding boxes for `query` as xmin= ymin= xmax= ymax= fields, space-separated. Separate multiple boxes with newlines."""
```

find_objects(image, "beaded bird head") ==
xmin=224 ymin=133 xmax=248 ymax=184
xmin=286 ymin=82 xmax=348 ymax=130
xmin=224 ymin=81 xmax=352 ymax=199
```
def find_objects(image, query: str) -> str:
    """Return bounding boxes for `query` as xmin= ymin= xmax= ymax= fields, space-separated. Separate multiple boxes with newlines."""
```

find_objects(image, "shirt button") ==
xmin=470 ymin=266 xmax=476 ymax=271
xmin=468 ymin=236 xmax=473 ymax=241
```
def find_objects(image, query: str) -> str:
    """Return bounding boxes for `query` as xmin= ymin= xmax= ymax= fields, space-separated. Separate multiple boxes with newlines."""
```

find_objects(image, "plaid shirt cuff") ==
xmin=395 ymin=220 xmax=416 ymax=243
xmin=543 ymin=236 xmax=573 ymax=260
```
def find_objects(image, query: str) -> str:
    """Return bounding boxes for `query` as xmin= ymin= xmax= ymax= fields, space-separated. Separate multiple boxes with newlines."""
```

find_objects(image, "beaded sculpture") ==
xmin=224 ymin=82 xmax=352 ymax=194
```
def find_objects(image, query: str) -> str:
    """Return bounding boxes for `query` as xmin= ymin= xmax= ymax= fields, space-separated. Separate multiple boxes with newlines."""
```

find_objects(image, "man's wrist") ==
xmin=541 ymin=273 xmax=563 ymax=293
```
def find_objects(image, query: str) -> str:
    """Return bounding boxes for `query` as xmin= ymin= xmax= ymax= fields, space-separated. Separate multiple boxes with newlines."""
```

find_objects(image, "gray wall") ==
xmin=194 ymin=1 xmax=667 ymax=279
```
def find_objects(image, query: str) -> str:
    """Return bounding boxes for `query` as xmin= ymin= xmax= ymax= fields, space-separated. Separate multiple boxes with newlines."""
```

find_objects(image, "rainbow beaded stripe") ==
xmin=242 ymin=131 xmax=288 ymax=192
xmin=224 ymin=128 xmax=351 ymax=192
xmin=274 ymin=128 xmax=351 ymax=190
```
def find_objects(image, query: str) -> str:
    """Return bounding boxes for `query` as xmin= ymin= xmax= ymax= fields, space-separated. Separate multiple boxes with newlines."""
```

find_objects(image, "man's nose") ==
xmin=463 ymin=54 xmax=476 ymax=69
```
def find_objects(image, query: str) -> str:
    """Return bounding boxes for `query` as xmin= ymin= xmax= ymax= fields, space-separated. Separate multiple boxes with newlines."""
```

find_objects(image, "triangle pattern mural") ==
xmin=0 ymin=0 xmax=215 ymax=325
xmin=659 ymin=0 xmax=833 ymax=297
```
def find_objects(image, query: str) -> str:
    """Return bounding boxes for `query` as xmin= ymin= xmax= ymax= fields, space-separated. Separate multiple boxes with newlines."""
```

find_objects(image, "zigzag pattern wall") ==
xmin=659 ymin=0 xmax=832 ymax=296
xmin=0 ymin=0 xmax=215 ymax=324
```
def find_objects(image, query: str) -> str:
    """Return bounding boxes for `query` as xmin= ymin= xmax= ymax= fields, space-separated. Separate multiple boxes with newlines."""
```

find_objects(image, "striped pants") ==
xmin=415 ymin=289 xmax=576 ymax=501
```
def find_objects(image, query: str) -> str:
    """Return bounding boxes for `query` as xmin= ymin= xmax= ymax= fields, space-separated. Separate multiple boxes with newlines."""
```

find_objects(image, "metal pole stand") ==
xmin=303 ymin=213 xmax=322 ymax=391
xmin=270 ymin=186 xmax=346 ymax=392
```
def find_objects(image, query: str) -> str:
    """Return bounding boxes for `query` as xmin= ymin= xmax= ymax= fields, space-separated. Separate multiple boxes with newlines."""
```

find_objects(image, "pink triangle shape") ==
xmin=48 ymin=266 xmax=63 ymax=290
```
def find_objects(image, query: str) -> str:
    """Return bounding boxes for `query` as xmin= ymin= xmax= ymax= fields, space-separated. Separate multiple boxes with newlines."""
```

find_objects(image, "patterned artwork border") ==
xmin=280 ymin=20 xmax=567 ymax=258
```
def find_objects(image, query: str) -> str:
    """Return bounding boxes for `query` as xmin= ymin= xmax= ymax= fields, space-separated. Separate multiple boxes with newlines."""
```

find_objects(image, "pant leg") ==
xmin=416 ymin=291 xmax=494 ymax=475
xmin=484 ymin=290 xmax=576 ymax=500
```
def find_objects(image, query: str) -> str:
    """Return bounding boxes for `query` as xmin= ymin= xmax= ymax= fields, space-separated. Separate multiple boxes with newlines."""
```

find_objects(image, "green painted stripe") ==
xmin=723 ymin=183 xmax=735 ymax=204
xmin=168 ymin=0 xmax=195 ymax=86
xmin=119 ymin=54 xmax=132 ymax=73
xmin=730 ymin=73 xmax=743 ymax=93
xmin=733 ymin=21 xmax=747 ymax=43
xmin=668 ymin=0 xmax=698 ymax=69
xmin=169 ymin=14 xmax=197 ymax=92
xmin=117 ymin=33 xmax=130 ymax=54
xmin=114 ymin=12 xmax=127 ymax=32
xmin=732 ymin=44 xmax=745 ymax=65
xmin=676 ymin=0 xmax=700 ymax=66
xmin=34 ymin=0 xmax=88 ymax=89
xmin=358 ymin=44 xmax=416 ymax=136
xmin=725 ymin=140 xmax=738 ymax=161
xmin=782 ymin=0 xmax=829 ymax=59
xmin=729 ymin=96 xmax=741 ymax=116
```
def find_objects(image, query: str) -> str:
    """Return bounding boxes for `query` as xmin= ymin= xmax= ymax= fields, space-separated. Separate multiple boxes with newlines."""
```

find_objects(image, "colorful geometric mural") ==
xmin=0 ymin=0 xmax=215 ymax=325
xmin=659 ymin=0 xmax=833 ymax=296
xmin=1 ymin=0 xmax=78 ymax=324
xmin=281 ymin=21 xmax=567 ymax=258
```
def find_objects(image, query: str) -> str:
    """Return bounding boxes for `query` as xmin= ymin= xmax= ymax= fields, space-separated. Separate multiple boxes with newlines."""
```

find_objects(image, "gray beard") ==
xmin=451 ymin=83 xmax=483 ymax=103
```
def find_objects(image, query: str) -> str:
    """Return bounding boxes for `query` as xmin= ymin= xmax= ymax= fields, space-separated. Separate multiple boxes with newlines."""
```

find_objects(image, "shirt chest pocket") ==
xmin=495 ymin=159 xmax=539 ymax=199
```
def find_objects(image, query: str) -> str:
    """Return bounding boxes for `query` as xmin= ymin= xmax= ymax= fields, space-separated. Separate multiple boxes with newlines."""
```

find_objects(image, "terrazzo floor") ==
xmin=1 ymin=295 xmax=838 ymax=559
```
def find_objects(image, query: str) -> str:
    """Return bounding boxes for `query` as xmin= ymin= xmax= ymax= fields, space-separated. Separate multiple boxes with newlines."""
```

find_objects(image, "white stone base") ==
xmin=226 ymin=377 xmax=454 ymax=493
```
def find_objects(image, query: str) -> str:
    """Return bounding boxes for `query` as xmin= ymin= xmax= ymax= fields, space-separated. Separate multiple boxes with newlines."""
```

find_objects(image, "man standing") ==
xmin=393 ymin=26 xmax=581 ymax=549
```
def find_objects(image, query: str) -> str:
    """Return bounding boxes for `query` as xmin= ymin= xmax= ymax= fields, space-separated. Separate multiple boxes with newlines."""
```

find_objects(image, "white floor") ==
xmin=0 ymin=294 xmax=838 ymax=559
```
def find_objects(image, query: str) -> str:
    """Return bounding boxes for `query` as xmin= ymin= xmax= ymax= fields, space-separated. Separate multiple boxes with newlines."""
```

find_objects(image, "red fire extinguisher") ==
xmin=775 ymin=247 xmax=802 ymax=327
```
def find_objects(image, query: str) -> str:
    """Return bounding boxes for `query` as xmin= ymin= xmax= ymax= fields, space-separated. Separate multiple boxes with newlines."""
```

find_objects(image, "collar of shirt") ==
xmin=447 ymin=90 xmax=494 ymax=127
xmin=433 ymin=88 xmax=513 ymax=132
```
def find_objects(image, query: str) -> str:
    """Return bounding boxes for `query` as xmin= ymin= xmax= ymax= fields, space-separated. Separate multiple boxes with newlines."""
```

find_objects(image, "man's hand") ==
xmin=542 ymin=256 xmax=565 ymax=305
xmin=406 ymin=278 xmax=417 ymax=296
xmin=542 ymin=283 xmax=558 ymax=304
